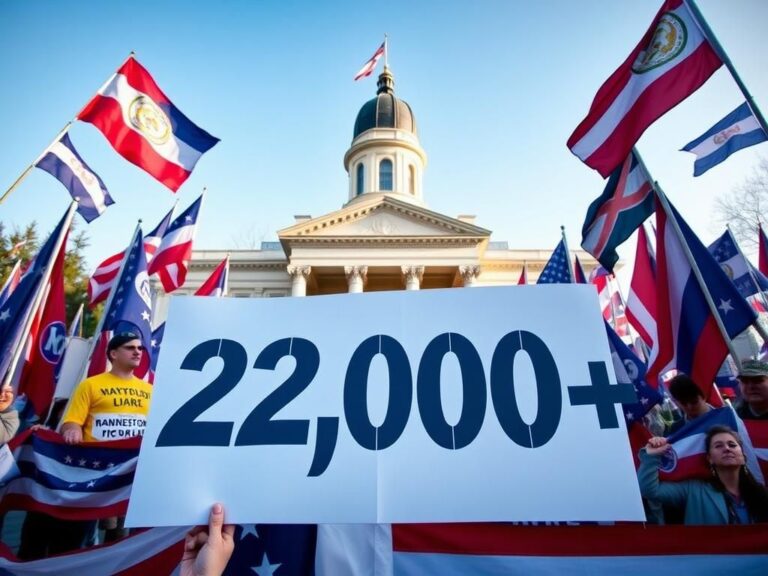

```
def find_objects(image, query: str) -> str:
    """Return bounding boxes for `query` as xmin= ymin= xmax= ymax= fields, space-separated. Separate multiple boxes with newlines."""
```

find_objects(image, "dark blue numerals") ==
xmin=235 ymin=337 xmax=318 ymax=446
xmin=156 ymin=339 xmax=247 ymax=447
xmin=490 ymin=330 xmax=562 ymax=448
xmin=344 ymin=335 xmax=412 ymax=450
xmin=417 ymin=333 xmax=486 ymax=449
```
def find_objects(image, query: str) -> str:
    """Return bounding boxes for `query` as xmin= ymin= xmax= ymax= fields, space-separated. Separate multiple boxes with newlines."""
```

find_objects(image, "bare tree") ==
xmin=230 ymin=224 xmax=271 ymax=250
xmin=714 ymin=157 xmax=768 ymax=252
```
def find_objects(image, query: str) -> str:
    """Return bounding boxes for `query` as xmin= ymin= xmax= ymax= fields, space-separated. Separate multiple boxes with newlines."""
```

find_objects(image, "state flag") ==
xmin=568 ymin=0 xmax=722 ymax=176
xmin=78 ymin=56 xmax=219 ymax=192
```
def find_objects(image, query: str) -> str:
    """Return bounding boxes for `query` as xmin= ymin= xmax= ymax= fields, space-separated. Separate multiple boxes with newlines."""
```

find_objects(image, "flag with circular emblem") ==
xmin=78 ymin=56 xmax=219 ymax=192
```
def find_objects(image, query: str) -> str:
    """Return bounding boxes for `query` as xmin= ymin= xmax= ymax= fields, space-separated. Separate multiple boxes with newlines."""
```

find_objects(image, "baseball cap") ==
xmin=107 ymin=332 xmax=142 ymax=353
xmin=738 ymin=359 xmax=768 ymax=378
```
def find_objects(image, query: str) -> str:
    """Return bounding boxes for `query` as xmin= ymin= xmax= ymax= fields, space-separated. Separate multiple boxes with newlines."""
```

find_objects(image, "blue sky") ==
xmin=1 ymin=0 xmax=767 ymax=282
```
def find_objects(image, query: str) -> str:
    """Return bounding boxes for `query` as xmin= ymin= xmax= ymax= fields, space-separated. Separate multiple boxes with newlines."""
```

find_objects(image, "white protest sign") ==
xmin=126 ymin=285 xmax=645 ymax=526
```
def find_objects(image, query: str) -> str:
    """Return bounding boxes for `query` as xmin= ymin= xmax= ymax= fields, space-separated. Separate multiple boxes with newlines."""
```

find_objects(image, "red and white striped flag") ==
xmin=147 ymin=194 xmax=203 ymax=293
xmin=567 ymin=0 xmax=722 ymax=177
xmin=626 ymin=223 xmax=657 ymax=347
xmin=354 ymin=42 xmax=385 ymax=81
xmin=87 ymin=207 xmax=173 ymax=307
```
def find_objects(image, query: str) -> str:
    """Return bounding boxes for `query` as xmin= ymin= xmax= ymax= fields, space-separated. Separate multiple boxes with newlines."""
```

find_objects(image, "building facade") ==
xmin=154 ymin=67 xmax=598 ymax=318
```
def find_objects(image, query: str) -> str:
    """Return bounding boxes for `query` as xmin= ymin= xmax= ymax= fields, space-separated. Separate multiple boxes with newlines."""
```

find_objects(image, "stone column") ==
xmin=345 ymin=266 xmax=368 ymax=293
xmin=287 ymin=265 xmax=311 ymax=297
xmin=459 ymin=265 xmax=481 ymax=287
xmin=401 ymin=266 xmax=424 ymax=290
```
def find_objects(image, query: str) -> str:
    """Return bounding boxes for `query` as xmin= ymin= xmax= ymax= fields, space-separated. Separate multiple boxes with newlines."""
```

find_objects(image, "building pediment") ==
xmin=278 ymin=195 xmax=491 ymax=249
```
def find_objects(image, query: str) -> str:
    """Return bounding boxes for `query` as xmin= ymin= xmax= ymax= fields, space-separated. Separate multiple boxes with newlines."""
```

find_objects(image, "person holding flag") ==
xmin=639 ymin=426 xmax=768 ymax=524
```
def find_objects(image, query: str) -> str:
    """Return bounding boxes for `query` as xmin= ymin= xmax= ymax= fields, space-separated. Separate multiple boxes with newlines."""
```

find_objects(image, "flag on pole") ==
xmin=516 ymin=262 xmax=528 ymax=285
xmin=0 ymin=210 xmax=72 ymax=383
xmin=16 ymin=234 xmax=68 ymax=419
xmin=0 ymin=428 xmax=141 ymax=520
xmin=148 ymin=194 xmax=203 ymax=293
xmin=88 ymin=206 xmax=174 ymax=307
xmin=88 ymin=229 xmax=153 ymax=378
xmin=759 ymin=223 xmax=768 ymax=277
xmin=708 ymin=229 xmax=768 ymax=299
xmin=0 ymin=259 xmax=22 ymax=308
xmin=581 ymin=150 xmax=654 ymax=272
xmin=194 ymin=256 xmax=229 ymax=296
xmin=567 ymin=0 xmax=723 ymax=177
xmin=35 ymin=133 xmax=114 ymax=222
xmin=626 ymin=224 xmax=658 ymax=348
xmin=536 ymin=239 xmax=572 ymax=284
xmin=78 ymin=56 xmax=219 ymax=192
xmin=354 ymin=42 xmax=385 ymax=81
xmin=646 ymin=199 xmax=756 ymax=395
xmin=573 ymin=255 xmax=588 ymax=284
xmin=682 ymin=102 xmax=768 ymax=176
xmin=605 ymin=321 xmax=662 ymax=425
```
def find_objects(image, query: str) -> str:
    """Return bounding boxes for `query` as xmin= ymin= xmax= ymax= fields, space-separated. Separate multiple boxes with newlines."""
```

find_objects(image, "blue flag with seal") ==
xmin=708 ymin=229 xmax=768 ymax=299
xmin=682 ymin=102 xmax=768 ymax=176
xmin=35 ymin=133 xmax=114 ymax=223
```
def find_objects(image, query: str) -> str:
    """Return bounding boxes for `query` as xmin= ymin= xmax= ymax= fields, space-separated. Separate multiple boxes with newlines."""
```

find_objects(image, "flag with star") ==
xmin=646 ymin=198 xmax=756 ymax=398
xmin=536 ymin=239 xmax=573 ymax=284
xmin=708 ymin=229 xmax=768 ymax=300
xmin=0 ymin=208 xmax=73 ymax=384
xmin=224 ymin=523 xmax=317 ymax=576
xmin=88 ymin=228 xmax=153 ymax=378
xmin=148 ymin=193 xmax=203 ymax=293
xmin=604 ymin=321 xmax=661 ymax=426
xmin=0 ymin=428 xmax=140 ymax=520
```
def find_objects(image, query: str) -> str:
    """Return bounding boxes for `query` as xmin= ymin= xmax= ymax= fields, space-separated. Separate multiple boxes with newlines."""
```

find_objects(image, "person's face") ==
xmin=739 ymin=375 xmax=768 ymax=407
xmin=110 ymin=339 xmax=143 ymax=370
xmin=674 ymin=395 xmax=708 ymax=420
xmin=0 ymin=384 xmax=13 ymax=410
xmin=707 ymin=432 xmax=745 ymax=469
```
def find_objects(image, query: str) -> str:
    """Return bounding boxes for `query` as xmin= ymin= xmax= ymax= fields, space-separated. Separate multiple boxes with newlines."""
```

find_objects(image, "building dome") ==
xmin=353 ymin=67 xmax=417 ymax=139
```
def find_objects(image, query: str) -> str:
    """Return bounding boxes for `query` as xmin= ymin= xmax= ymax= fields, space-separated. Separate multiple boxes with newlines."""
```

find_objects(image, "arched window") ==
xmin=408 ymin=165 xmax=416 ymax=195
xmin=356 ymin=163 xmax=365 ymax=195
xmin=379 ymin=159 xmax=393 ymax=191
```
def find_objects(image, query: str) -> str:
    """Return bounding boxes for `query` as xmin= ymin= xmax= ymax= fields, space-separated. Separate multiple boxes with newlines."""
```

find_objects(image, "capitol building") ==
xmin=155 ymin=67 xmax=597 ymax=314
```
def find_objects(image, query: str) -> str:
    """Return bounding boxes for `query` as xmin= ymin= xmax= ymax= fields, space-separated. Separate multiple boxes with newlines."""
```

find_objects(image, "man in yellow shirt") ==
xmin=61 ymin=332 xmax=152 ymax=443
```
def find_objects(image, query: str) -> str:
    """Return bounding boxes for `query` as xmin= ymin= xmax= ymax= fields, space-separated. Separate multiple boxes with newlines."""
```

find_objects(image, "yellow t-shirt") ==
xmin=62 ymin=372 xmax=152 ymax=442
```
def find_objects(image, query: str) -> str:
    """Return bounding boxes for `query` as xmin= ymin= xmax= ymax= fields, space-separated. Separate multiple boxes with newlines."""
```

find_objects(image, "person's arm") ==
xmin=60 ymin=380 xmax=91 ymax=445
xmin=60 ymin=422 xmax=83 ymax=445
xmin=181 ymin=503 xmax=235 ymax=576
xmin=637 ymin=437 xmax=690 ymax=507
xmin=0 ymin=385 xmax=19 ymax=444
xmin=0 ymin=408 xmax=19 ymax=444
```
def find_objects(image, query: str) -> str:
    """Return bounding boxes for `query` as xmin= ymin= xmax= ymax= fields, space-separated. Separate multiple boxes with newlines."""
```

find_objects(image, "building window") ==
xmin=408 ymin=165 xmax=416 ymax=195
xmin=379 ymin=159 xmax=393 ymax=191
xmin=356 ymin=163 xmax=365 ymax=195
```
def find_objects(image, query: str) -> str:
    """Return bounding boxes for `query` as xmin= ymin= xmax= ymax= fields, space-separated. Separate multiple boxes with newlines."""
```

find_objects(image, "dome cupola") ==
xmin=344 ymin=66 xmax=427 ymax=207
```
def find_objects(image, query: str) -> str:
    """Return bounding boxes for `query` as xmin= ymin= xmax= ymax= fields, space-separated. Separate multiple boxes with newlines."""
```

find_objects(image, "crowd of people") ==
xmin=0 ymin=334 xmax=767 ymax=572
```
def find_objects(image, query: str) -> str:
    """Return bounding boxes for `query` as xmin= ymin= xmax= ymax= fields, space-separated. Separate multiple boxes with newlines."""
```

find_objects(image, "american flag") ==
xmin=0 ymin=428 xmax=140 ymax=520
xmin=536 ymin=239 xmax=572 ymax=284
